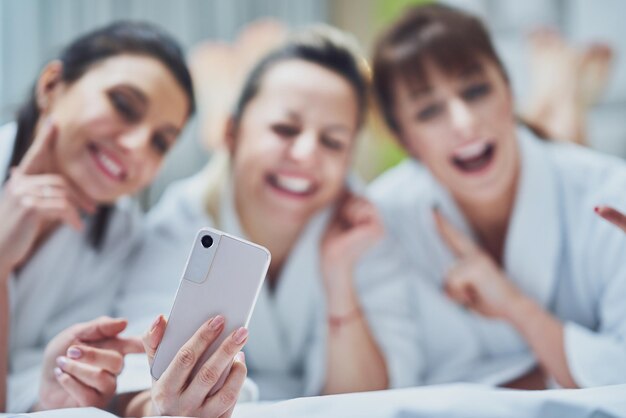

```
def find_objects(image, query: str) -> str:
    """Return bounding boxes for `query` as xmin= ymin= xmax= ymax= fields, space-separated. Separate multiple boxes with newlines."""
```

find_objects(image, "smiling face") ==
xmin=392 ymin=58 xmax=519 ymax=205
xmin=39 ymin=54 xmax=189 ymax=203
xmin=229 ymin=59 xmax=359 ymax=225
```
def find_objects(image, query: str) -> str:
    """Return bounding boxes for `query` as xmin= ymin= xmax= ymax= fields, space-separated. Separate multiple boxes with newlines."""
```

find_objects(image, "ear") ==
xmin=224 ymin=115 xmax=238 ymax=155
xmin=36 ymin=60 xmax=64 ymax=114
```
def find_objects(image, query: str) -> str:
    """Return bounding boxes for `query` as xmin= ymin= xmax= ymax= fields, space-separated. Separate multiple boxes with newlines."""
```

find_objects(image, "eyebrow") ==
xmin=409 ymin=85 xmax=433 ymax=100
xmin=160 ymin=125 xmax=181 ymax=138
xmin=325 ymin=124 xmax=352 ymax=135
xmin=118 ymin=84 xmax=148 ymax=107
xmin=458 ymin=63 xmax=485 ymax=79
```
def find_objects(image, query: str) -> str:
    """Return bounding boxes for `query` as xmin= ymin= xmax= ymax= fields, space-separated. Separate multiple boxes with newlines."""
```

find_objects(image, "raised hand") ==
xmin=141 ymin=315 xmax=247 ymax=418
xmin=36 ymin=317 xmax=144 ymax=411
xmin=0 ymin=119 xmax=95 ymax=274
xmin=434 ymin=208 xmax=522 ymax=319
xmin=595 ymin=205 xmax=626 ymax=234
xmin=321 ymin=192 xmax=385 ymax=286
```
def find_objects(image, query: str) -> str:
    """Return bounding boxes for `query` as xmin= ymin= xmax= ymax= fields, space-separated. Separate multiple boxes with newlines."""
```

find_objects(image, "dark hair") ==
xmin=8 ymin=21 xmax=195 ymax=248
xmin=232 ymin=24 xmax=369 ymax=132
xmin=372 ymin=4 xmax=509 ymax=133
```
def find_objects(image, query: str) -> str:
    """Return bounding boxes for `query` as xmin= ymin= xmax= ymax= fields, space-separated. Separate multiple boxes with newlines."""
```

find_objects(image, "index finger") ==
xmin=18 ymin=118 xmax=58 ymax=175
xmin=91 ymin=336 xmax=145 ymax=355
xmin=595 ymin=205 xmax=626 ymax=233
xmin=75 ymin=317 xmax=128 ymax=342
xmin=433 ymin=207 xmax=479 ymax=258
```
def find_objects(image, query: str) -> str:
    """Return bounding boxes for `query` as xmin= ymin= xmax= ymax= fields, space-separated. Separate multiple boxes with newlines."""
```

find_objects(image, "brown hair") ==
xmin=372 ymin=3 xmax=508 ymax=133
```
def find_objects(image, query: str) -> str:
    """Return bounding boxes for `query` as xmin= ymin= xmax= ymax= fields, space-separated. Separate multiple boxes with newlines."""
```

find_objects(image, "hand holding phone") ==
xmin=140 ymin=314 xmax=248 ymax=417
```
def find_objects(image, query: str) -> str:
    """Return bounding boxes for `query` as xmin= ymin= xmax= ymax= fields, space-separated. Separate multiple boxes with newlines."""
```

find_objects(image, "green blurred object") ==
xmin=375 ymin=0 xmax=433 ymax=28
xmin=362 ymin=0 xmax=432 ymax=178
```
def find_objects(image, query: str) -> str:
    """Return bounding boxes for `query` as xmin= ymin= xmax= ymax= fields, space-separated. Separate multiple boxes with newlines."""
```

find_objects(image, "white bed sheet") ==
xmin=2 ymin=383 xmax=625 ymax=418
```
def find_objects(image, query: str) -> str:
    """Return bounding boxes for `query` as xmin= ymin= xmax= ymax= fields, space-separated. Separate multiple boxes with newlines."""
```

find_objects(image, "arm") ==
xmin=320 ymin=195 xmax=399 ymax=394
xmin=322 ymin=267 xmax=388 ymax=394
xmin=434 ymin=209 xmax=578 ymax=387
xmin=505 ymin=295 xmax=577 ymax=388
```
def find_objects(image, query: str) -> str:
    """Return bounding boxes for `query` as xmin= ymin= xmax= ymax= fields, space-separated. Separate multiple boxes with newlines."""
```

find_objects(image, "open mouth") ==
xmin=450 ymin=142 xmax=495 ymax=174
xmin=266 ymin=173 xmax=317 ymax=198
xmin=87 ymin=143 xmax=127 ymax=182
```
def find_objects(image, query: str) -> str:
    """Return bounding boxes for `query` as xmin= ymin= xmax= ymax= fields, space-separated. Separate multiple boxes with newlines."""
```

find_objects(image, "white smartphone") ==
xmin=151 ymin=227 xmax=270 ymax=394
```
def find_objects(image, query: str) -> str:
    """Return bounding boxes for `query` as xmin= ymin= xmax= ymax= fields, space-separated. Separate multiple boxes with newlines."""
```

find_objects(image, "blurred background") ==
xmin=1 ymin=0 xmax=624 ymax=205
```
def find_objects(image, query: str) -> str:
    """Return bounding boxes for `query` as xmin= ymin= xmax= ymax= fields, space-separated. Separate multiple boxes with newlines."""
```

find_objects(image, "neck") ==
xmin=456 ymin=178 xmax=518 ymax=264
xmin=234 ymin=189 xmax=305 ymax=282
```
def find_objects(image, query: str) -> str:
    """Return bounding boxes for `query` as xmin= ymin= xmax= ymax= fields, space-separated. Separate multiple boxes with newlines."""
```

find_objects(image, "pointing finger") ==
xmin=433 ymin=207 xmax=479 ymax=258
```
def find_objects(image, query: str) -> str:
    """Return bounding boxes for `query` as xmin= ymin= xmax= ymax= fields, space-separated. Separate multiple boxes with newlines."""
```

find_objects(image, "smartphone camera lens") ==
xmin=201 ymin=235 xmax=213 ymax=248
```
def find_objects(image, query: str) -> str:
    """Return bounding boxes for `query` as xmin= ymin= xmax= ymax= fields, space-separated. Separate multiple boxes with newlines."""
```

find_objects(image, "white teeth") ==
xmin=454 ymin=142 xmax=489 ymax=160
xmin=274 ymin=175 xmax=313 ymax=193
xmin=96 ymin=151 xmax=123 ymax=177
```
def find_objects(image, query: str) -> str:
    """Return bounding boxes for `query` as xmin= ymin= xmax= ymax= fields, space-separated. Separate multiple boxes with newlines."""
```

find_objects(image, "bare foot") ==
xmin=189 ymin=20 xmax=287 ymax=150
xmin=579 ymin=42 xmax=613 ymax=108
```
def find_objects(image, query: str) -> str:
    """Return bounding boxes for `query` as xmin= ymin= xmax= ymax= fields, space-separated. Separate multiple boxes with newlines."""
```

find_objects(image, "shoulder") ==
xmin=146 ymin=170 xmax=216 ymax=242
xmin=544 ymin=142 xmax=626 ymax=222
xmin=544 ymin=142 xmax=626 ymax=283
xmin=367 ymin=159 xmax=433 ymax=215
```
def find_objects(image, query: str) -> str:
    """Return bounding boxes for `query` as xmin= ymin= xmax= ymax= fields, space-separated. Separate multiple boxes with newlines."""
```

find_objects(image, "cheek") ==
xmin=320 ymin=154 xmax=349 ymax=196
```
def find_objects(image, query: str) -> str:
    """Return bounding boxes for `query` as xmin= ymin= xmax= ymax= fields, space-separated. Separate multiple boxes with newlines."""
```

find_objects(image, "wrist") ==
xmin=505 ymin=292 xmax=539 ymax=328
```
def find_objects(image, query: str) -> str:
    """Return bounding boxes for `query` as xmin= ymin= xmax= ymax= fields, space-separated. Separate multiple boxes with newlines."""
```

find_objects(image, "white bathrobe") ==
xmin=118 ymin=168 xmax=420 ymax=400
xmin=368 ymin=126 xmax=626 ymax=387
xmin=0 ymin=123 xmax=143 ymax=412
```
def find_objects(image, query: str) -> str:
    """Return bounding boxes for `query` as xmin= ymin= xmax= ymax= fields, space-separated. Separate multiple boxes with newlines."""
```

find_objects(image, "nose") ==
xmin=287 ymin=132 xmax=318 ymax=164
xmin=118 ymin=126 xmax=152 ymax=153
xmin=448 ymin=99 xmax=478 ymax=140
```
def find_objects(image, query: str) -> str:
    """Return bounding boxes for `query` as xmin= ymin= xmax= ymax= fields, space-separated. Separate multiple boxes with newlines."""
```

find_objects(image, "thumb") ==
xmin=18 ymin=118 xmax=58 ymax=175
xmin=143 ymin=315 xmax=167 ymax=367
xmin=75 ymin=317 xmax=128 ymax=342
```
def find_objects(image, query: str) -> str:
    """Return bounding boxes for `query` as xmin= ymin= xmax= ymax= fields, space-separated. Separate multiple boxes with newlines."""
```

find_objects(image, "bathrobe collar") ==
xmin=219 ymin=179 xmax=331 ymax=372
xmin=428 ymin=126 xmax=561 ymax=308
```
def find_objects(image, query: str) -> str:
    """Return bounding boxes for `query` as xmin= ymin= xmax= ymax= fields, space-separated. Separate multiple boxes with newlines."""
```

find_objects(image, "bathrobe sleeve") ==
xmin=112 ymin=181 xmax=206 ymax=393
xmin=564 ymin=192 xmax=626 ymax=387
xmin=353 ymin=237 xmax=423 ymax=388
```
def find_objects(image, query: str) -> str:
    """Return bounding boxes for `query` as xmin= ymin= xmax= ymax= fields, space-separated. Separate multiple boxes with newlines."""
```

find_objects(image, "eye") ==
xmin=415 ymin=103 xmax=443 ymax=122
xmin=151 ymin=133 xmax=170 ymax=155
xmin=271 ymin=123 xmax=300 ymax=138
xmin=321 ymin=136 xmax=345 ymax=151
xmin=108 ymin=91 xmax=140 ymax=122
xmin=461 ymin=83 xmax=491 ymax=102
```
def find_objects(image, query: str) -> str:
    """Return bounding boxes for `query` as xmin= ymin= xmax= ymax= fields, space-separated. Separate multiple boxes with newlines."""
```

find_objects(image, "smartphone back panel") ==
xmin=151 ymin=228 xmax=270 ymax=381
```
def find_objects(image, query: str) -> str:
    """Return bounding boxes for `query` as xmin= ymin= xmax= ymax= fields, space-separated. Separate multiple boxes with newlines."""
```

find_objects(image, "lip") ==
xmin=449 ymin=140 xmax=496 ymax=176
xmin=265 ymin=171 xmax=318 ymax=199
xmin=87 ymin=143 xmax=127 ymax=183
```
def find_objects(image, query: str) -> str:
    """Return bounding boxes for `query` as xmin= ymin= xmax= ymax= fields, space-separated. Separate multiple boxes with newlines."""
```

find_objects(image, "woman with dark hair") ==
xmin=114 ymin=24 xmax=418 ymax=404
xmin=0 ymin=21 xmax=247 ymax=415
xmin=368 ymin=4 xmax=626 ymax=389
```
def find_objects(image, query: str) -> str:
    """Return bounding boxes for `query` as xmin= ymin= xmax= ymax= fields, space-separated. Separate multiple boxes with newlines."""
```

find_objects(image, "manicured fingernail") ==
xmin=594 ymin=206 xmax=600 ymax=213
xmin=56 ymin=356 xmax=67 ymax=368
xmin=150 ymin=316 xmax=161 ymax=333
xmin=67 ymin=347 xmax=82 ymax=359
xmin=54 ymin=367 xmax=63 ymax=377
xmin=209 ymin=315 xmax=225 ymax=331
xmin=235 ymin=351 xmax=246 ymax=363
xmin=233 ymin=327 xmax=248 ymax=345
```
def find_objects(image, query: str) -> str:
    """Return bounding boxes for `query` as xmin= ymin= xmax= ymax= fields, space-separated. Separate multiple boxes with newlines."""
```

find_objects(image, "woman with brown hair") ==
xmin=369 ymin=4 xmax=626 ymax=389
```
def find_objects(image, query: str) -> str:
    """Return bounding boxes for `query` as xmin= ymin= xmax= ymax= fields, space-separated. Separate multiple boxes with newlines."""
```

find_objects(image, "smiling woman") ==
xmin=116 ymin=24 xmax=419 ymax=403
xmin=0 ymin=21 xmax=198 ymax=414
xmin=369 ymin=3 xmax=626 ymax=390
